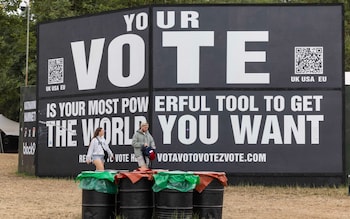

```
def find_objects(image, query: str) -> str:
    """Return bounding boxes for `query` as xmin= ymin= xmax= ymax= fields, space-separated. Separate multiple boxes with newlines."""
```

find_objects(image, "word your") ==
xmin=71 ymin=11 xmax=269 ymax=90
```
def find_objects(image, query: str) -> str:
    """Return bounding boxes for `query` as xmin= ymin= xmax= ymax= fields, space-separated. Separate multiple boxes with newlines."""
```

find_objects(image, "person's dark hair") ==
xmin=88 ymin=127 xmax=102 ymax=147
xmin=93 ymin=127 xmax=103 ymax=138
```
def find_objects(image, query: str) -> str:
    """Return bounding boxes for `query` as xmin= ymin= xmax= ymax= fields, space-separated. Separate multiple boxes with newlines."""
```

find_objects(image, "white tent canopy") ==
xmin=346 ymin=72 xmax=350 ymax=85
xmin=0 ymin=114 xmax=19 ymax=136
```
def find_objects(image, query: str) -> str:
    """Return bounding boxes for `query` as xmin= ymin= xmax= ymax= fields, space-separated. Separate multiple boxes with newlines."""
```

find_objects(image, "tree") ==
xmin=0 ymin=4 xmax=30 ymax=121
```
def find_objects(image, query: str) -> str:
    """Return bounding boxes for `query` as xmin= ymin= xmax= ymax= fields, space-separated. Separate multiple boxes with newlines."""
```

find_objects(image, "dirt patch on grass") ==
xmin=0 ymin=153 xmax=349 ymax=218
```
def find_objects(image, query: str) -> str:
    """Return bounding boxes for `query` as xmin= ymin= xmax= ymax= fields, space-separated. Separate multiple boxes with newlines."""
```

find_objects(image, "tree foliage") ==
xmin=0 ymin=4 xmax=30 ymax=121
xmin=0 ymin=0 xmax=348 ymax=121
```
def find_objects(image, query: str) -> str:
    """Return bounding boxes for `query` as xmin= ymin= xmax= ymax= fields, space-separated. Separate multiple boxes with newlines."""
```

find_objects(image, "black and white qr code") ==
xmin=294 ymin=47 xmax=323 ymax=74
xmin=48 ymin=58 xmax=64 ymax=84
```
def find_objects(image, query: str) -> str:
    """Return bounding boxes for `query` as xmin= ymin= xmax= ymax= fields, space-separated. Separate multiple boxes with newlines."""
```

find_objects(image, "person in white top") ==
xmin=86 ymin=127 xmax=114 ymax=170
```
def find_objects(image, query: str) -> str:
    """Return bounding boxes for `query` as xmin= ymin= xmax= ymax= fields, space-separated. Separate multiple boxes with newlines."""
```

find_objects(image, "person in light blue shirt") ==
xmin=86 ymin=127 xmax=114 ymax=170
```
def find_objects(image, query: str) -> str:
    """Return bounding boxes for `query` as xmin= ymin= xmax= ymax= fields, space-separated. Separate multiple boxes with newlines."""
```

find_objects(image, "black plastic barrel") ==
xmin=82 ymin=189 xmax=116 ymax=219
xmin=193 ymin=179 xmax=224 ymax=219
xmin=115 ymin=191 xmax=120 ymax=216
xmin=118 ymin=177 xmax=154 ymax=219
xmin=155 ymin=189 xmax=193 ymax=219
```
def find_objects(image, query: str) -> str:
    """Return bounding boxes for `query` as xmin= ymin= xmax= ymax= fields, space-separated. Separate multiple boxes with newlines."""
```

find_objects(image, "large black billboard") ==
xmin=38 ymin=7 xmax=150 ymax=97
xmin=37 ymin=5 xmax=343 ymax=177
xmin=152 ymin=90 xmax=342 ymax=173
xmin=152 ymin=5 xmax=342 ymax=89
xmin=18 ymin=86 xmax=36 ymax=175
xmin=37 ymin=92 xmax=148 ymax=176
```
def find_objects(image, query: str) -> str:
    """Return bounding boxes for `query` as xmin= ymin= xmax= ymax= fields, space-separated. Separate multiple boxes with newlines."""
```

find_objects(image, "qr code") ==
xmin=48 ymin=58 xmax=64 ymax=84
xmin=294 ymin=47 xmax=323 ymax=74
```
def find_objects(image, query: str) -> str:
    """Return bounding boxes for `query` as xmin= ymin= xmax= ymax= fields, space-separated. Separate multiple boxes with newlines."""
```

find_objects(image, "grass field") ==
xmin=0 ymin=153 xmax=349 ymax=218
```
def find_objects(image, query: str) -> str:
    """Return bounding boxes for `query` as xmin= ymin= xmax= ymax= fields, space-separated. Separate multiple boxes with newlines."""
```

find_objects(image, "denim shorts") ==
xmin=92 ymin=154 xmax=104 ymax=162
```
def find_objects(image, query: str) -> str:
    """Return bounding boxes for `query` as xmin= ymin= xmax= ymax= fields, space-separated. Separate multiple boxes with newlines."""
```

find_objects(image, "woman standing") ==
xmin=132 ymin=122 xmax=156 ymax=169
xmin=86 ymin=127 xmax=114 ymax=170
